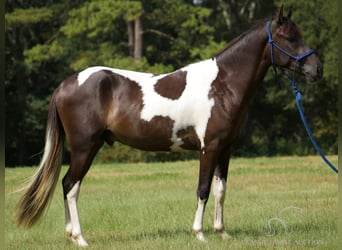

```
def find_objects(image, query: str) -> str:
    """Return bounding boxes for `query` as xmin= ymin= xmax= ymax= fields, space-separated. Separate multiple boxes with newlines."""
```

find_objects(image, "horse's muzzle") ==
xmin=302 ymin=56 xmax=323 ymax=83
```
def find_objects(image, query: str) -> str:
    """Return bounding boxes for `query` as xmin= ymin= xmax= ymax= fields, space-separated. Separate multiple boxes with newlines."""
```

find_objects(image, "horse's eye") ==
xmin=286 ymin=36 xmax=296 ymax=43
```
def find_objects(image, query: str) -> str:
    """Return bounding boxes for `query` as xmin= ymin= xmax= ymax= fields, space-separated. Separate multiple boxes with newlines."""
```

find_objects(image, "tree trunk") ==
xmin=134 ymin=17 xmax=142 ymax=60
xmin=218 ymin=0 xmax=231 ymax=30
xmin=127 ymin=21 xmax=134 ymax=57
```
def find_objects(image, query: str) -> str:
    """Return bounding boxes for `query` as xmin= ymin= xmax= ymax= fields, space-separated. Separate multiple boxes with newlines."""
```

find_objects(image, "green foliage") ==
xmin=190 ymin=39 xmax=226 ymax=60
xmin=24 ymin=42 xmax=64 ymax=66
xmin=5 ymin=0 xmax=337 ymax=166
xmin=61 ymin=1 xmax=142 ymax=38
xmin=5 ymin=7 xmax=53 ymax=28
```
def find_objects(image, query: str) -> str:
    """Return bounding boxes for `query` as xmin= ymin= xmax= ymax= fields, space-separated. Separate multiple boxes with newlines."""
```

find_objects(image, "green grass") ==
xmin=5 ymin=156 xmax=337 ymax=249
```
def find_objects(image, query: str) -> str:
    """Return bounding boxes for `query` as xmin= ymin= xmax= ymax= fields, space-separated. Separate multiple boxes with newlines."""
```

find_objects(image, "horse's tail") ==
xmin=16 ymin=92 xmax=65 ymax=227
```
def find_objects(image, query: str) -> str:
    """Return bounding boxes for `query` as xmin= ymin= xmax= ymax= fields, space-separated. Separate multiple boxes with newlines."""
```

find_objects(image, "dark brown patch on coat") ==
xmin=154 ymin=71 xmax=187 ymax=100
xmin=176 ymin=126 xmax=200 ymax=150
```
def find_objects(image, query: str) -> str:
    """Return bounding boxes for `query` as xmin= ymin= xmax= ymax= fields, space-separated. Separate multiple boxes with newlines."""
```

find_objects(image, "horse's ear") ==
xmin=287 ymin=6 xmax=293 ymax=19
xmin=277 ymin=5 xmax=285 ymax=25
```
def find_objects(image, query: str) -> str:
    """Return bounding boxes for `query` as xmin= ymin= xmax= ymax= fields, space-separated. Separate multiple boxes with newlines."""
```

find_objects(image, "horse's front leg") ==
xmin=213 ymin=148 xmax=231 ymax=239
xmin=192 ymin=150 xmax=217 ymax=242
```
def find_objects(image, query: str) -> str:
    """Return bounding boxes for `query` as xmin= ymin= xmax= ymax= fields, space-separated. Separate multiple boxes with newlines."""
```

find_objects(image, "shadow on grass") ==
xmin=99 ymin=228 xmax=191 ymax=243
xmin=91 ymin=227 xmax=226 ymax=244
xmin=94 ymin=226 xmax=273 ymax=243
xmin=228 ymin=227 xmax=267 ymax=238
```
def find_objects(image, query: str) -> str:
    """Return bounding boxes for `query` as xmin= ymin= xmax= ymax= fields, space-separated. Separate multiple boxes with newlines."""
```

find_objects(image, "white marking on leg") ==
xmin=66 ymin=181 xmax=88 ymax=247
xmin=64 ymin=200 xmax=72 ymax=237
xmin=77 ymin=59 xmax=219 ymax=150
xmin=213 ymin=176 xmax=230 ymax=239
xmin=193 ymin=198 xmax=207 ymax=242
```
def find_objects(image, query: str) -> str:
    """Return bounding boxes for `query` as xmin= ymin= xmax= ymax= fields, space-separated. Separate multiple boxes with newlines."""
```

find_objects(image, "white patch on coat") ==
xmin=77 ymin=66 xmax=154 ymax=86
xmin=76 ymin=59 xmax=219 ymax=150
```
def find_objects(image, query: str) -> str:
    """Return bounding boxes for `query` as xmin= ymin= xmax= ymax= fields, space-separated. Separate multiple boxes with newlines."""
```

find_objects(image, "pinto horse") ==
xmin=17 ymin=7 xmax=322 ymax=247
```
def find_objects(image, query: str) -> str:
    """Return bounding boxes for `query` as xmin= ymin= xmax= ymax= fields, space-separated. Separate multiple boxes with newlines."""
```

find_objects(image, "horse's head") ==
xmin=269 ymin=6 xmax=323 ymax=82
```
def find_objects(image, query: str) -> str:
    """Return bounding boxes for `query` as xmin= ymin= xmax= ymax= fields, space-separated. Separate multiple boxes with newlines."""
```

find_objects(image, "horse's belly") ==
xmin=111 ymin=116 xmax=200 ymax=152
xmin=115 ymin=134 xmax=197 ymax=152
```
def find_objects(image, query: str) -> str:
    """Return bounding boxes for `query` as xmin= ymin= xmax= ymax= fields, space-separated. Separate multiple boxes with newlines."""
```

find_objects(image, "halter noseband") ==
xmin=266 ymin=20 xmax=314 ymax=66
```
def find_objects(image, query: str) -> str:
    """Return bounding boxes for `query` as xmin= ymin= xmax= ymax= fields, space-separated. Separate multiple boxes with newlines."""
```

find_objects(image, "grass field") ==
xmin=5 ymin=156 xmax=337 ymax=249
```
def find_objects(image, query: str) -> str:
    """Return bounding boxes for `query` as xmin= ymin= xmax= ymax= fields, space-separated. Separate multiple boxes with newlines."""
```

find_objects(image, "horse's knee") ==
xmin=197 ymin=183 xmax=211 ymax=201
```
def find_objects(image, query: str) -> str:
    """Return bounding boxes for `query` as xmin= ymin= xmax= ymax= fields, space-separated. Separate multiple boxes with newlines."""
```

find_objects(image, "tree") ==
xmin=5 ymin=0 xmax=336 ymax=166
xmin=5 ymin=1 xmax=71 ymax=165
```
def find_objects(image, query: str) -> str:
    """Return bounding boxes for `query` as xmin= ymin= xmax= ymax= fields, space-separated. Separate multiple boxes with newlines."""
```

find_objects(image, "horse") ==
xmin=16 ymin=6 xmax=322 ymax=247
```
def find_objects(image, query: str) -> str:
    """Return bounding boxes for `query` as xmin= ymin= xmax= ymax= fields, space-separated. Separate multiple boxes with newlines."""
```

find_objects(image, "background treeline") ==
xmin=5 ymin=0 xmax=337 ymax=166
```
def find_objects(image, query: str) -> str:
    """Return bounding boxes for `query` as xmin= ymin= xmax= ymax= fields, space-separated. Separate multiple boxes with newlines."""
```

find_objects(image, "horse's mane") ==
xmin=214 ymin=19 xmax=268 ymax=59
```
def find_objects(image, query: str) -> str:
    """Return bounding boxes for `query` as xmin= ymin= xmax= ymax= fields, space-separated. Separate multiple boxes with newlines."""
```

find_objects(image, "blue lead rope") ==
xmin=266 ymin=20 xmax=338 ymax=174
xmin=288 ymin=77 xmax=338 ymax=174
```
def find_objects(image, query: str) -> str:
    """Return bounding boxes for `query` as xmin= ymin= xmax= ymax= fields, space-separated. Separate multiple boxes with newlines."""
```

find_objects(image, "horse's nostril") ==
xmin=317 ymin=65 xmax=322 ymax=75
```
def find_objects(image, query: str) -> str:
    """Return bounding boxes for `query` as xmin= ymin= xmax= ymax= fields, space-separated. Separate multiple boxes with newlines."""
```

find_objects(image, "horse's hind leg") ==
xmin=213 ymin=148 xmax=231 ymax=239
xmin=62 ymin=139 xmax=104 ymax=247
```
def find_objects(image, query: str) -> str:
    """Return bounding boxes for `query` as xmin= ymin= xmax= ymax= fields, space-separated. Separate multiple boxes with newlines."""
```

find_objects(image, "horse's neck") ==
xmin=215 ymin=26 xmax=270 ymax=97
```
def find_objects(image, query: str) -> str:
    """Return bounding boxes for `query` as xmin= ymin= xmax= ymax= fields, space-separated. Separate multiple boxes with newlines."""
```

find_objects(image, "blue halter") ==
xmin=266 ymin=20 xmax=314 ymax=65
xmin=266 ymin=20 xmax=338 ymax=174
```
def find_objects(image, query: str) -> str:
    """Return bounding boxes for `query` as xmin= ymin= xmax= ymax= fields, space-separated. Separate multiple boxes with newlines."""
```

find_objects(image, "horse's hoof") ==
xmin=193 ymin=230 xmax=207 ymax=242
xmin=69 ymin=235 xmax=89 ymax=247
xmin=215 ymin=228 xmax=231 ymax=240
